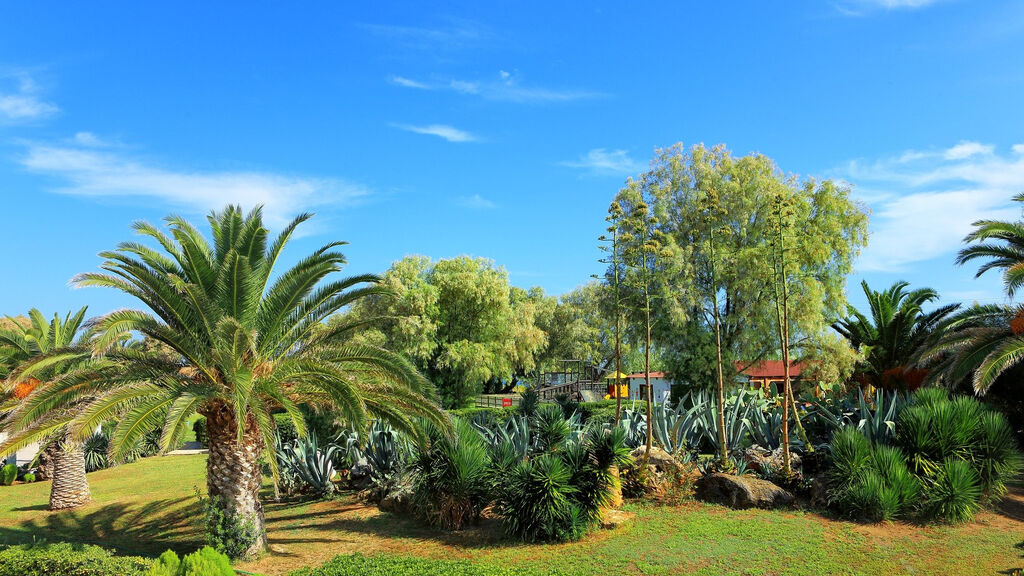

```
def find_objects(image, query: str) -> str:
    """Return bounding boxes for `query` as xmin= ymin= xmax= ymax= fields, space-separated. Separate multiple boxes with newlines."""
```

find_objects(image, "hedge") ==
xmin=290 ymin=553 xmax=579 ymax=576
xmin=0 ymin=542 xmax=151 ymax=576
xmin=449 ymin=406 xmax=516 ymax=423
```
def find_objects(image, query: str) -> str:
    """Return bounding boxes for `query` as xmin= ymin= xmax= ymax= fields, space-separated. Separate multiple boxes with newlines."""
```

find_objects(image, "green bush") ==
xmin=191 ymin=417 xmax=208 ymax=447
xmin=198 ymin=493 xmax=258 ymax=560
xmin=22 ymin=473 xmax=36 ymax=483
xmin=0 ymin=542 xmax=151 ymax=576
xmin=828 ymin=390 xmax=1021 ymax=524
xmin=577 ymin=400 xmax=620 ymax=426
xmin=146 ymin=547 xmax=233 ymax=576
xmin=289 ymin=553 xmax=574 ymax=576
xmin=923 ymin=457 xmax=982 ymax=523
xmin=0 ymin=464 xmax=16 ymax=486
xmin=410 ymin=418 xmax=491 ymax=530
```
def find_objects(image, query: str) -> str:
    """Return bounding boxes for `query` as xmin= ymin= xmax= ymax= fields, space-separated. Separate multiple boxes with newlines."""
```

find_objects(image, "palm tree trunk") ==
xmin=36 ymin=438 xmax=60 ymax=481
xmin=205 ymin=404 xmax=269 ymax=559
xmin=49 ymin=430 xmax=90 ymax=510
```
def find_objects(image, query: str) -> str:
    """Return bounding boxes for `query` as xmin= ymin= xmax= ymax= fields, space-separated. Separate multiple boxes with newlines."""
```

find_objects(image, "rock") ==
xmin=808 ymin=476 xmax=827 ymax=507
xmin=695 ymin=473 xmax=794 ymax=509
xmin=622 ymin=446 xmax=697 ymax=501
xmin=742 ymin=444 xmax=801 ymax=476
xmin=378 ymin=486 xmax=413 ymax=515
xmin=347 ymin=463 xmax=372 ymax=491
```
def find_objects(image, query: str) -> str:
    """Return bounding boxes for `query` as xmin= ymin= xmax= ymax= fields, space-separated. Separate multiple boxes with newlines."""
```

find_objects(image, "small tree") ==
xmin=598 ymin=201 xmax=627 ymax=420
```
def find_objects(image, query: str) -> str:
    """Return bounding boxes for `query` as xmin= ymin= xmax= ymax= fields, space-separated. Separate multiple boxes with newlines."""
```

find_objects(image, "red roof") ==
xmin=735 ymin=360 xmax=804 ymax=379
xmin=625 ymin=371 xmax=667 ymax=379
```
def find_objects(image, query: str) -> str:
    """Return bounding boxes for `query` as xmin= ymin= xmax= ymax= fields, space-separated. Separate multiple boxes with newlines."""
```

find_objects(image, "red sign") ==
xmin=501 ymin=397 xmax=512 ymax=407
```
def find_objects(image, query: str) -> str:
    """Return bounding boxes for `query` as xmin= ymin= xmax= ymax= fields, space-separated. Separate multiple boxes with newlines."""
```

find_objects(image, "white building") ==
xmin=0 ymin=432 xmax=38 ymax=467
xmin=626 ymin=371 xmax=672 ymax=403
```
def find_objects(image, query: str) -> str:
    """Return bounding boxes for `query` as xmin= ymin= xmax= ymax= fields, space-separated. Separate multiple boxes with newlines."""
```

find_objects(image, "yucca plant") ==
xmin=533 ymin=404 xmax=571 ymax=452
xmin=498 ymin=453 xmax=583 ymax=542
xmin=410 ymin=418 xmax=490 ymax=530
xmin=1 ymin=206 xmax=446 ymax=558
xmin=923 ymin=457 xmax=982 ymax=523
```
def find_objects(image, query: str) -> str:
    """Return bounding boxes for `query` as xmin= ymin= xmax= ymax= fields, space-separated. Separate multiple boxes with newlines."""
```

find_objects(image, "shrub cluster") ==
xmin=0 ymin=464 xmax=15 ymax=486
xmin=0 ymin=542 xmax=151 ymax=576
xmin=828 ymin=389 xmax=1020 ymax=523
xmin=145 ymin=547 xmax=233 ymax=576
xmin=410 ymin=404 xmax=632 ymax=542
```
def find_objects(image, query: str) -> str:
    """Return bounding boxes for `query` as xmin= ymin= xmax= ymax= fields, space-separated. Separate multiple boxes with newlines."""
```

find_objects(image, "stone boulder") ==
xmin=742 ymin=444 xmax=802 ymax=477
xmin=695 ymin=473 xmax=794 ymax=509
xmin=378 ymin=485 xmax=414 ymax=515
xmin=621 ymin=446 xmax=697 ymax=501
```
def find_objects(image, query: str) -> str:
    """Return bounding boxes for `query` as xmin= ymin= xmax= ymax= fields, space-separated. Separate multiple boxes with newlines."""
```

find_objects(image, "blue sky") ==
xmin=2 ymin=0 xmax=1023 ymax=317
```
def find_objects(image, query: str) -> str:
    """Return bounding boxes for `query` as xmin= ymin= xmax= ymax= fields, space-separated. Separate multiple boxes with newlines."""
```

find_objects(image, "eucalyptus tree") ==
xmin=637 ymin=143 xmax=868 ymax=467
xmin=1 ymin=206 xmax=446 ymax=558
xmin=0 ymin=308 xmax=97 ymax=509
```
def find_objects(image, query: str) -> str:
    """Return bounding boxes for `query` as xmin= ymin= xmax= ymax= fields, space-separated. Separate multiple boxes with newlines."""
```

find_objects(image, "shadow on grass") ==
xmin=0 ymin=496 xmax=204 ymax=558
xmin=262 ymin=496 xmax=519 ymax=553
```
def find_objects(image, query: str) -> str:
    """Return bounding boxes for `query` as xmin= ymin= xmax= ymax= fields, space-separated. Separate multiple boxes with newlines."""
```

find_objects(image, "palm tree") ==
xmin=917 ymin=194 xmax=1024 ymax=394
xmin=1 ymin=206 xmax=447 ymax=558
xmin=0 ymin=308 xmax=96 ymax=509
xmin=833 ymin=281 xmax=959 ymax=390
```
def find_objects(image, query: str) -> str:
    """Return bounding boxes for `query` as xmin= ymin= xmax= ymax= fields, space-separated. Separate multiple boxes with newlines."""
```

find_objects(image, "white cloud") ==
xmin=834 ymin=0 xmax=943 ymax=16
xmin=391 ymin=123 xmax=477 ymax=143
xmin=0 ymin=75 xmax=58 ymax=121
xmin=391 ymin=71 xmax=600 ymax=104
xmin=841 ymin=143 xmax=1024 ymax=272
xmin=944 ymin=141 xmax=994 ymax=160
xmin=389 ymin=76 xmax=432 ymax=90
xmin=19 ymin=141 xmax=369 ymax=226
xmin=561 ymin=149 xmax=644 ymax=176
xmin=457 ymin=194 xmax=496 ymax=209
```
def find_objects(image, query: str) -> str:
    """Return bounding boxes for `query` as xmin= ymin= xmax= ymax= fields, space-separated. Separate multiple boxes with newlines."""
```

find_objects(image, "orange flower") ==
xmin=12 ymin=378 xmax=39 ymax=400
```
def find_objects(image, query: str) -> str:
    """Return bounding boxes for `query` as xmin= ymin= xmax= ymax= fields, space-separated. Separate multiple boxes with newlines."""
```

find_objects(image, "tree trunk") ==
xmin=49 ymin=430 xmax=90 ymax=510
xmin=204 ymin=403 xmax=269 ymax=559
xmin=35 ymin=438 xmax=61 ymax=481
xmin=644 ymin=308 xmax=654 ymax=457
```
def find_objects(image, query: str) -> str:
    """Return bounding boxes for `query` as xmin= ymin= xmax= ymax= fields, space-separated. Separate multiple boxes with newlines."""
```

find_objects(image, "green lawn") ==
xmin=0 ymin=454 xmax=1021 ymax=575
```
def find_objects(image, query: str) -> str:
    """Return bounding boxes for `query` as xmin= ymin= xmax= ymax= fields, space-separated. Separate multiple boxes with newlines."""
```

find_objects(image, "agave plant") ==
xmin=473 ymin=413 xmax=532 ymax=459
xmin=364 ymin=420 xmax=412 ymax=498
xmin=276 ymin=431 xmax=339 ymax=498
xmin=681 ymin=388 xmax=759 ymax=456
xmin=810 ymin=390 xmax=909 ymax=445
xmin=651 ymin=399 xmax=702 ymax=455
xmin=617 ymin=407 xmax=647 ymax=450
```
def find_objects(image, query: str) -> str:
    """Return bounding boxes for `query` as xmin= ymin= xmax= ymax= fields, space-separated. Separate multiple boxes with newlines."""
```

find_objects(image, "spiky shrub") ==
xmin=275 ymin=431 xmax=339 ymax=498
xmin=411 ymin=418 xmax=491 ymax=530
xmin=976 ymin=411 xmax=1021 ymax=500
xmin=493 ymin=425 xmax=628 ymax=542
xmin=517 ymin=387 xmax=539 ymax=418
xmin=364 ymin=420 xmax=412 ymax=499
xmin=827 ymin=429 xmax=918 ymax=521
xmin=533 ymin=404 xmax=571 ymax=452
xmin=922 ymin=457 xmax=982 ymax=523
xmin=84 ymin=430 xmax=110 ymax=472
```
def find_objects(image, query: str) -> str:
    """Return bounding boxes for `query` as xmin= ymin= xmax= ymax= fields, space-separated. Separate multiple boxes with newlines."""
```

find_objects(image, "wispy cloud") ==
xmin=456 ymin=194 xmax=496 ymax=209
xmin=841 ymin=141 xmax=1024 ymax=271
xmin=389 ymin=70 xmax=601 ymax=104
xmin=19 ymin=139 xmax=370 ymax=226
xmin=391 ymin=123 xmax=477 ymax=143
xmin=0 ymin=73 xmax=58 ymax=122
xmin=561 ymin=149 xmax=644 ymax=176
xmin=833 ymin=0 xmax=944 ymax=16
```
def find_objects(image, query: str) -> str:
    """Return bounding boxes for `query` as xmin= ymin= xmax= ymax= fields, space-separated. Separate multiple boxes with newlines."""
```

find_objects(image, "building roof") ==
xmin=735 ymin=360 xmax=804 ymax=379
xmin=625 ymin=371 xmax=667 ymax=379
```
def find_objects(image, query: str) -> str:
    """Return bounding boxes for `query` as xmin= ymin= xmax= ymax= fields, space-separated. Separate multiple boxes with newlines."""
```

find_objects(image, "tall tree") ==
xmin=342 ymin=255 xmax=546 ymax=408
xmin=1 ymin=207 xmax=446 ymax=558
xmin=632 ymin=143 xmax=868 ymax=467
xmin=616 ymin=181 xmax=673 ymax=457
xmin=599 ymin=200 xmax=627 ymax=420
xmin=0 ymin=308 xmax=96 ymax=509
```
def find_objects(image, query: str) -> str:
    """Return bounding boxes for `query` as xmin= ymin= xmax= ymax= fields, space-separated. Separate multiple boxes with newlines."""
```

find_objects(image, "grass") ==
xmin=0 ymin=454 xmax=1022 ymax=575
